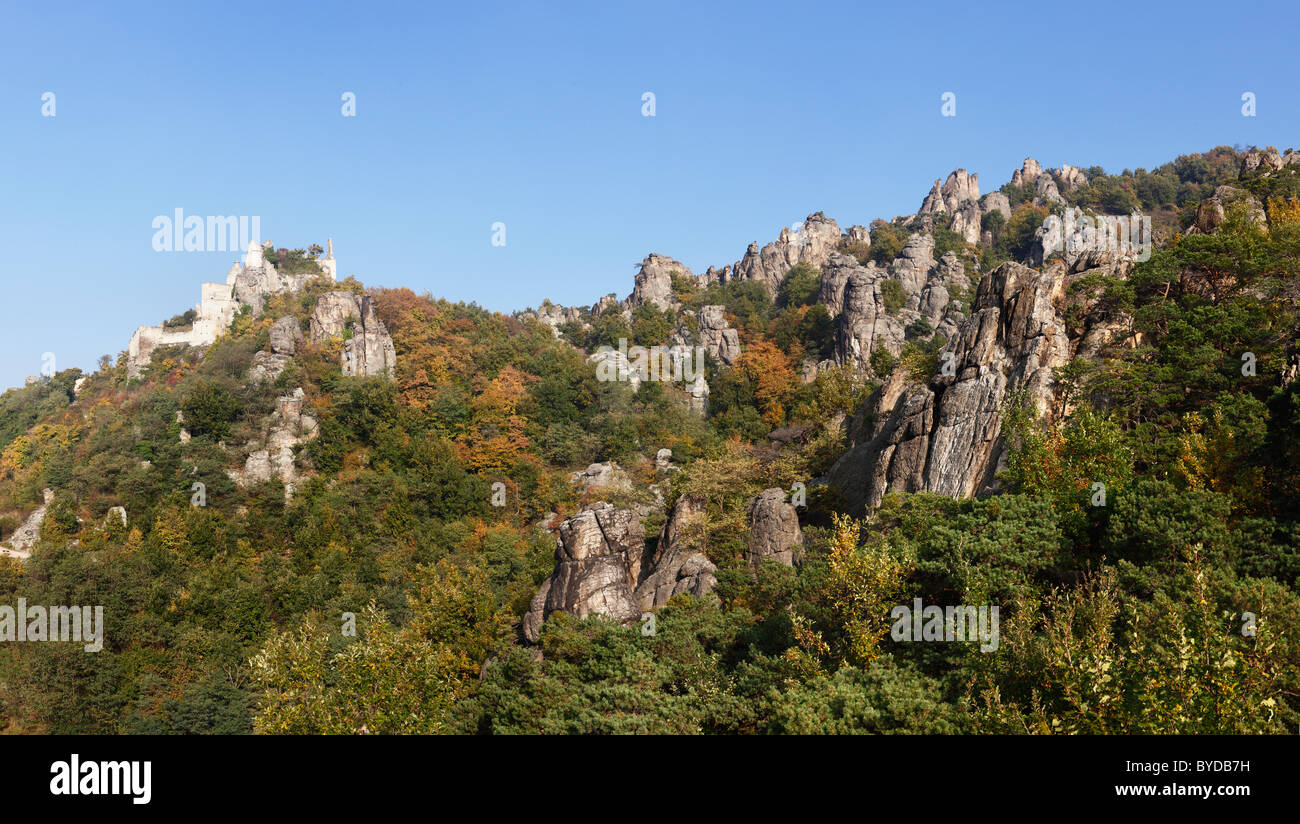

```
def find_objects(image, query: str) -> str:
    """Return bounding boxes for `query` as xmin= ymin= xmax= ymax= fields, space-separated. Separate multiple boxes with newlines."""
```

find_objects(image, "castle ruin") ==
xmin=127 ymin=239 xmax=337 ymax=377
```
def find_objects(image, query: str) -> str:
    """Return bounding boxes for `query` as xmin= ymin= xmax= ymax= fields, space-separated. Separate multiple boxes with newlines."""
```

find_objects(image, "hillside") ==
xmin=1 ymin=145 xmax=1298 ymax=734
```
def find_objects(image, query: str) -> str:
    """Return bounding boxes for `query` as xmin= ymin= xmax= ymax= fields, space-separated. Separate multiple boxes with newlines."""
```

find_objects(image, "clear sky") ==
xmin=1 ymin=0 xmax=1296 ymax=389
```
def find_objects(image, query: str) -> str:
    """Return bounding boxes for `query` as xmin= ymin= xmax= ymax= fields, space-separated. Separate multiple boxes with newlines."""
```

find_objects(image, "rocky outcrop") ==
xmin=522 ymin=503 xmax=647 ymax=642
xmin=1190 ymin=185 xmax=1267 ymax=234
xmin=951 ymin=202 xmax=983 ymax=244
xmin=918 ymin=169 xmax=981 ymax=216
xmin=570 ymin=461 xmax=632 ymax=493
xmin=821 ymin=253 xmax=906 ymax=374
xmin=633 ymin=495 xmax=717 ymax=609
xmin=1058 ymin=164 xmax=1089 ymax=192
xmin=627 ymin=254 xmax=691 ymax=312
xmin=0 ymin=488 xmax=54 ymax=560
xmin=1010 ymin=157 xmax=1066 ymax=205
xmin=731 ymin=212 xmax=842 ymax=297
xmin=522 ymin=301 xmax=585 ymax=338
xmin=248 ymin=316 xmax=302 ymax=383
xmin=1240 ymin=147 xmax=1286 ymax=178
xmin=310 ymin=292 xmax=397 ymax=379
xmin=891 ymin=233 xmax=937 ymax=297
xmin=696 ymin=305 xmax=741 ymax=366
xmin=128 ymin=240 xmax=336 ymax=378
xmin=744 ymin=488 xmax=802 ymax=571
xmin=828 ymin=260 xmax=1074 ymax=513
xmin=1011 ymin=158 xmax=1044 ymax=189
xmin=981 ymin=192 xmax=1012 ymax=221
xmin=228 ymin=388 xmax=319 ymax=496
xmin=688 ymin=372 xmax=709 ymax=414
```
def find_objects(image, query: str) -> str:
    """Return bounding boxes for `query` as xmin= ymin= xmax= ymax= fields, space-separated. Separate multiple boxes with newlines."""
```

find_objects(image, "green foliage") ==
xmin=869 ymin=220 xmax=908 ymax=265
xmin=777 ymin=263 xmax=821 ymax=309
xmin=179 ymin=379 xmax=242 ymax=439
xmin=880 ymin=279 xmax=906 ymax=314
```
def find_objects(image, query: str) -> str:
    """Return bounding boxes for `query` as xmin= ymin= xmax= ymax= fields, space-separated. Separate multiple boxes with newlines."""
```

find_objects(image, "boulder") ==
xmin=522 ymin=503 xmax=647 ymax=642
xmin=696 ymin=305 xmax=741 ymax=366
xmin=310 ymin=292 xmax=397 ymax=378
xmin=633 ymin=495 xmax=717 ymax=609
xmin=744 ymin=488 xmax=802 ymax=571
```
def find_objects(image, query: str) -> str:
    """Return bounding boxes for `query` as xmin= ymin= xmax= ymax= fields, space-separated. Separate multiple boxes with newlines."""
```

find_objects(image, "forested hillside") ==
xmin=1 ymin=145 xmax=1298 ymax=734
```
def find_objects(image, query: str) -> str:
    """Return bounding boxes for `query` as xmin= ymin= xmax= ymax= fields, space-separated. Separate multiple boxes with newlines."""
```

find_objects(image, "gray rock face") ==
xmin=981 ymin=192 xmax=1012 ymax=221
xmin=732 ymin=212 xmax=842 ymax=297
xmin=1191 ymin=185 xmax=1267 ymax=234
xmin=269 ymin=316 xmax=301 ymax=355
xmin=1036 ymin=173 xmax=1065 ymax=205
xmin=1011 ymin=158 xmax=1044 ymax=189
xmin=570 ymin=461 xmax=632 ymax=493
xmin=248 ymin=316 xmax=303 ymax=383
xmin=522 ymin=301 xmax=585 ymax=338
xmin=628 ymin=254 xmax=691 ymax=312
xmin=228 ymin=388 xmax=319 ymax=496
xmin=890 ymin=233 xmax=937 ymax=297
xmin=232 ymin=257 xmax=325 ymax=316
xmin=310 ymin=292 xmax=396 ymax=378
xmin=1010 ymin=157 xmax=1065 ymax=205
xmin=1 ymin=488 xmax=55 ymax=560
xmin=696 ymin=305 xmax=741 ymax=366
xmin=1058 ymin=164 xmax=1089 ymax=192
xmin=828 ymin=260 xmax=1073 ymax=513
xmin=1241 ymin=147 xmax=1285 ymax=178
xmin=688 ymin=372 xmax=709 ymax=415
xmin=633 ymin=495 xmax=717 ymax=609
xmin=744 ymin=488 xmax=802 ymax=571
xmin=522 ymin=503 xmax=647 ymax=642
xmin=951 ymin=201 xmax=983 ymax=244
xmin=918 ymin=169 xmax=981 ymax=215
xmin=822 ymin=253 xmax=906 ymax=374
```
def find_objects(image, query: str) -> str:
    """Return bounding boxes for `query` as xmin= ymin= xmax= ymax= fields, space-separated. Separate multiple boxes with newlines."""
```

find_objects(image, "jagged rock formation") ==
xmin=688 ymin=372 xmax=709 ymax=414
xmin=523 ymin=493 xmax=730 ymax=640
xmin=820 ymin=235 xmax=969 ymax=375
xmin=570 ymin=461 xmax=632 ymax=493
xmin=309 ymin=292 xmax=397 ymax=378
xmin=828 ymin=259 xmax=1078 ymax=512
xmin=586 ymin=347 xmax=642 ymax=389
xmin=520 ymin=301 xmax=585 ymax=338
xmin=822 ymin=254 xmax=905 ymax=373
xmin=627 ymin=254 xmax=691 ymax=312
xmin=228 ymin=388 xmax=319 ymax=496
xmin=1238 ymin=146 xmax=1300 ymax=178
xmin=248 ymin=316 xmax=302 ymax=383
xmin=633 ymin=495 xmax=717 ymax=609
xmin=0 ymin=488 xmax=54 ymax=560
xmin=731 ymin=212 xmax=842 ymax=297
xmin=744 ymin=488 xmax=802 ymax=570
xmin=695 ymin=305 xmax=741 ymax=366
xmin=1058 ymin=163 xmax=1089 ymax=192
xmin=522 ymin=503 xmax=647 ymax=642
xmin=1190 ymin=185 xmax=1268 ymax=234
xmin=918 ymin=169 xmax=979 ymax=213
xmin=981 ymin=192 xmax=1012 ymax=220
xmin=1009 ymin=157 xmax=1075 ymax=206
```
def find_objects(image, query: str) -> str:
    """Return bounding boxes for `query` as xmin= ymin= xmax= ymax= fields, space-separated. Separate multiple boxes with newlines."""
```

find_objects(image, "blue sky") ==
xmin=1 ymin=0 xmax=1296 ymax=389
